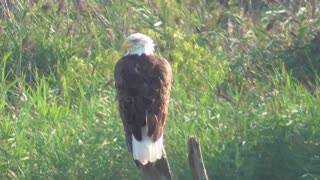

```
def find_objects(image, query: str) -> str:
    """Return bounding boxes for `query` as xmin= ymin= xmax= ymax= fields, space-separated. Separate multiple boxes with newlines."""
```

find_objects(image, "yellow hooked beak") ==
xmin=121 ymin=40 xmax=134 ymax=50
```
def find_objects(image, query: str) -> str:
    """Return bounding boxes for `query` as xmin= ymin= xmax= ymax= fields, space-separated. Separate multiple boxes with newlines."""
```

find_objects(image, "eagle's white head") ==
xmin=123 ymin=33 xmax=155 ymax=56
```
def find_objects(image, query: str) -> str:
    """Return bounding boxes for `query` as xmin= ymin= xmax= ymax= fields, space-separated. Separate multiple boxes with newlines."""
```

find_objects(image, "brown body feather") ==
xmin=114 ymin=54 xmax=172 ymax=155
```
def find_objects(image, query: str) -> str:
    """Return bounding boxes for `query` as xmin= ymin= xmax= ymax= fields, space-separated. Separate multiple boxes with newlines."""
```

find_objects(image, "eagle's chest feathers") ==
xmin=129 ymin=60 xmax=156 ymax=79
xmin=121 ymin=61 xmax=158 ymax=98
xmin=133 ymin=65 xmax=139 ymax=73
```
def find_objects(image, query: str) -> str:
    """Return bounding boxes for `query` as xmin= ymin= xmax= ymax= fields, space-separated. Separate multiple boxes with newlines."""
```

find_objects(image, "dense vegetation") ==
xmin=0 ymin=0 xmax=319 ymax=179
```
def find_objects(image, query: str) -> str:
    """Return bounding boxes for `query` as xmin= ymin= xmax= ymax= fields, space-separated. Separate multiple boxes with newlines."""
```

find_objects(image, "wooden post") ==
xmin=141 ymin=148 xmax=173 ymax=180
xmin=188 ymin=137 xmax=209 ymax=180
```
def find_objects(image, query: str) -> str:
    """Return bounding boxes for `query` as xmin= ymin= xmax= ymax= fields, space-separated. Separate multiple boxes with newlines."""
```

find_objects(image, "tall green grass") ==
xmin=1 ymin=0 xmax=320 ymax=179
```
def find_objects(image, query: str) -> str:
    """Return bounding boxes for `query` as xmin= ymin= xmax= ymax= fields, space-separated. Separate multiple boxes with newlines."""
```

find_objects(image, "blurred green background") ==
xmin=0 ymin=0 xmax=319 ymax=179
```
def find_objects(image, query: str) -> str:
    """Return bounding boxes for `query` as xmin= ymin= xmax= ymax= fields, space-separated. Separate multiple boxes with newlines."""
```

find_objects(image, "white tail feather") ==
xmin=132 ymin=126 xmax=163 ymax=165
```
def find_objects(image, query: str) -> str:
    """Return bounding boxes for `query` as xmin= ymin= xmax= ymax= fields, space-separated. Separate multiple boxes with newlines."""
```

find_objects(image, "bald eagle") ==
xmin=114 ymin=33 xmax=172 ymax=169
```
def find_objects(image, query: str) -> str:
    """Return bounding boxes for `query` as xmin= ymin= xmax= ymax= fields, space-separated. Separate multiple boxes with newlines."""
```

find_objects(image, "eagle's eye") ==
xmin=131 ymin=39 xmax=139 ymax=43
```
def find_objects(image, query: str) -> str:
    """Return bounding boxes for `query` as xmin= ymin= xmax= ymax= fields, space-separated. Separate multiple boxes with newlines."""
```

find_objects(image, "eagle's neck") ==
xmin=126 ymin=44 xmax=154 ymax=56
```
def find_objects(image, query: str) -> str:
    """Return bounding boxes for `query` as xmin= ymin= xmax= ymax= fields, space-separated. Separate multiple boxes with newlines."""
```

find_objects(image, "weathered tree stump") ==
xmin=141 ymin=148 xmax=173 ymax=180
xmin=188 ymin=137 xmax=209 ymax=180
xmin=140 ymin=136 xmax=208 ymax=180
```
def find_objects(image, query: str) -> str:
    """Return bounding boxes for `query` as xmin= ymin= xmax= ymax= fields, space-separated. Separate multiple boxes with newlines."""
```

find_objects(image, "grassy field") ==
xmin=1 ymin=0 xmax=320 ymax=179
